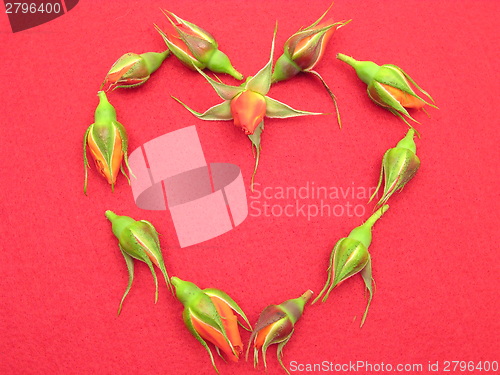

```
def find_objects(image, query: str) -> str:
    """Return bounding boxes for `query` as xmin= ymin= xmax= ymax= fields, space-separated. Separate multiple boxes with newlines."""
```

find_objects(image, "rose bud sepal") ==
xmin=337 ymin=53 xmax=438 ymax=135
xmin=313 ymin=205 xmax=389 ymax=326
xmin=369 ymin=129 xmax=420 ymax=209
xmin=105 ymin=210 xmax=172 ymax=315
xmin=248 ymin=121 xmax=264 ymax=189
xmin=247 ymin=290 xmax=313 ymax=374
xmin=171 ymin=277 xmax=252 ymax=374
xmin=101 ymin=50 xmax=170 ymax=91
xmin=83 ymin=91 xmax=134 ymax=194
xmin=155 ymin=10 xmax=243 ymax=80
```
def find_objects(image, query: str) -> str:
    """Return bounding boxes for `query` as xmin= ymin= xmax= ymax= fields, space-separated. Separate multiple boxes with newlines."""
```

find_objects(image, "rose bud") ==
xmin=171 ymin=277 xmax=252 ymax=374
xmin=83 ymin=91 xmax=134 ymax=194
xmin=154 ymin=10 xmax=243 ymax=80
xmin=100 ymin=50 xmax=170 ymax=91
xmin=172 ymin=25 xmax=323 ymax=190
xmin=337 ymin=53 xmax=438 ymax=135
xmin=246 ymin=290 xmax=313 ymax=374
xmin=369 ymin=129 xmax=420 ymax=209
xmin=105 ymin=211 xmax=172 ymax=315
xmin=313 ymin=205 xmax=389 ymax=327
xmin=272 ymin=4 xmax=351 ymax=127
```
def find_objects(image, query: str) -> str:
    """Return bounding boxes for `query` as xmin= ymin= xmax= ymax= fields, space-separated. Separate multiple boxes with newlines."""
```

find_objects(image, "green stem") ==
xmin=396 ymin=129 xmax=417 ymax=153
xmin=95 ymin=91 xmax=117 ymax=123
xmin=105 ymin=210 xmax=118 ymax=221
xmin=141 ymin=50 xmax=170 ymax=74
xmin=336 ymin=53 xmax=357 ymax=67
xmin=337 ymin=53 xmax=381 ymax=86
xmin=364 ymin=205 xmax=389 ymax=228
xmin=348 ymin=205 xmax=389 ymax=248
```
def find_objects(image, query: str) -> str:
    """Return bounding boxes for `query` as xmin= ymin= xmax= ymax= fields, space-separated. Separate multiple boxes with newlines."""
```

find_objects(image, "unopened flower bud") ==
xmin=271 ymin=5 xmax=350 ymax=128
xmin=337 ymin=53 xmax=438 ymax=134
xmin=105 ymin=211 xmax=172 ymax=315
xmin=83 ymin=91 xmax=133 ymax=194
xmin=313 ymin=206 xmax=389 ymax=327
xmin=171 ymin=277 xmax=252 ymax=373
xmin=247 ymin=290 xmax=313 ymax=374
xmin=155 ymin=10 xmax=243 ymax=80
xmin=101 ymin=51 xmax=170 ymax=91
xmin=370 ymin=129 xmax=420 ymax=208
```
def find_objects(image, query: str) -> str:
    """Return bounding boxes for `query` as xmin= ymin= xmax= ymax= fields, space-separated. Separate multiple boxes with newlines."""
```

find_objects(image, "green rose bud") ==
xmin=155 ymin=10 xmax=243 ymax=80
xmin=101 ymin=51 xmax=170 ymax=91
xmin=370 ymin=129 xmax=420 ymax=209
xmin=313 ymin=205 xmax=389 ymax=327
xmin=105 ymin=211 xmax=172 ymax=315
xmin=337 ymin=53 xmax=438 ymax=135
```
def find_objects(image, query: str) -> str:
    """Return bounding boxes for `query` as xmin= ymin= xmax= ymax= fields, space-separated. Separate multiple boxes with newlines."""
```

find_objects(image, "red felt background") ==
xmin=1 ymin=1 xmax=500 ymax=374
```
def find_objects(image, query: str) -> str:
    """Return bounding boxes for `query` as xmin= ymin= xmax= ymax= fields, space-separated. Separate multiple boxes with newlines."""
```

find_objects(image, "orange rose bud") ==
xmin=247 ymin=290 xmax=313 ymax=374
xmin=87 ymin=123 xmax=122 ymax=186
xmin=171 ymin=277 xmax=252 ymax=374
xmin=83 ymin=91 xmax=133 ymax=194
xmin=191 ymin=294 xmax=243 ymax=362
xmin=337 ymin=53 xmax=438 ymax=134
xmin=231 ymin=90 xmax=267 ymax=135
xmin=376 ymin=83 xmax=425 ymax=109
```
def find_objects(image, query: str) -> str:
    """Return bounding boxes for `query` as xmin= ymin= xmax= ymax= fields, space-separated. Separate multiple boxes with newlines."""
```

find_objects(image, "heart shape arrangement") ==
xmin=83 ymin=4 xmax=437 ymax=374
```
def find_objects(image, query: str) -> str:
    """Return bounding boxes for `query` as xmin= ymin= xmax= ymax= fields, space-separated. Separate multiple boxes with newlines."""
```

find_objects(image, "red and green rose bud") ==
xmin=369 ymin=129 xmax=420 ymax=209
xmin=155 ymin=10 xmax=243 ymax=80
xmin=171 ymin=277 xmax=252 ymax=374
xmin=83 ymin=91 xmax=133 ymax=194
xmin=101 ymin=51 xmax=170 ymax=91
xmin=105 ymin=211 xmax=172 ymax=315
xmin=337 ymin=53 xmax=437 ymax=134
xmin=230 ymin=89 xmax=267 ymax=135
xmin=246 ymin=290 xmax=313 ymax=375
xmin=172 ymin=25 xmax=323 ymax=190
xmin=271 ymin=5 xmax=351 ymax=128
xmin=313 ymin=205 xmax=389 ymax=327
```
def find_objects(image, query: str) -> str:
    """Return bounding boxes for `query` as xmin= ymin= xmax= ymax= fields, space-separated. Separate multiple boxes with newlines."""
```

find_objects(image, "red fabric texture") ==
xmin=1 ymin=1 xmax=499 ymax=374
